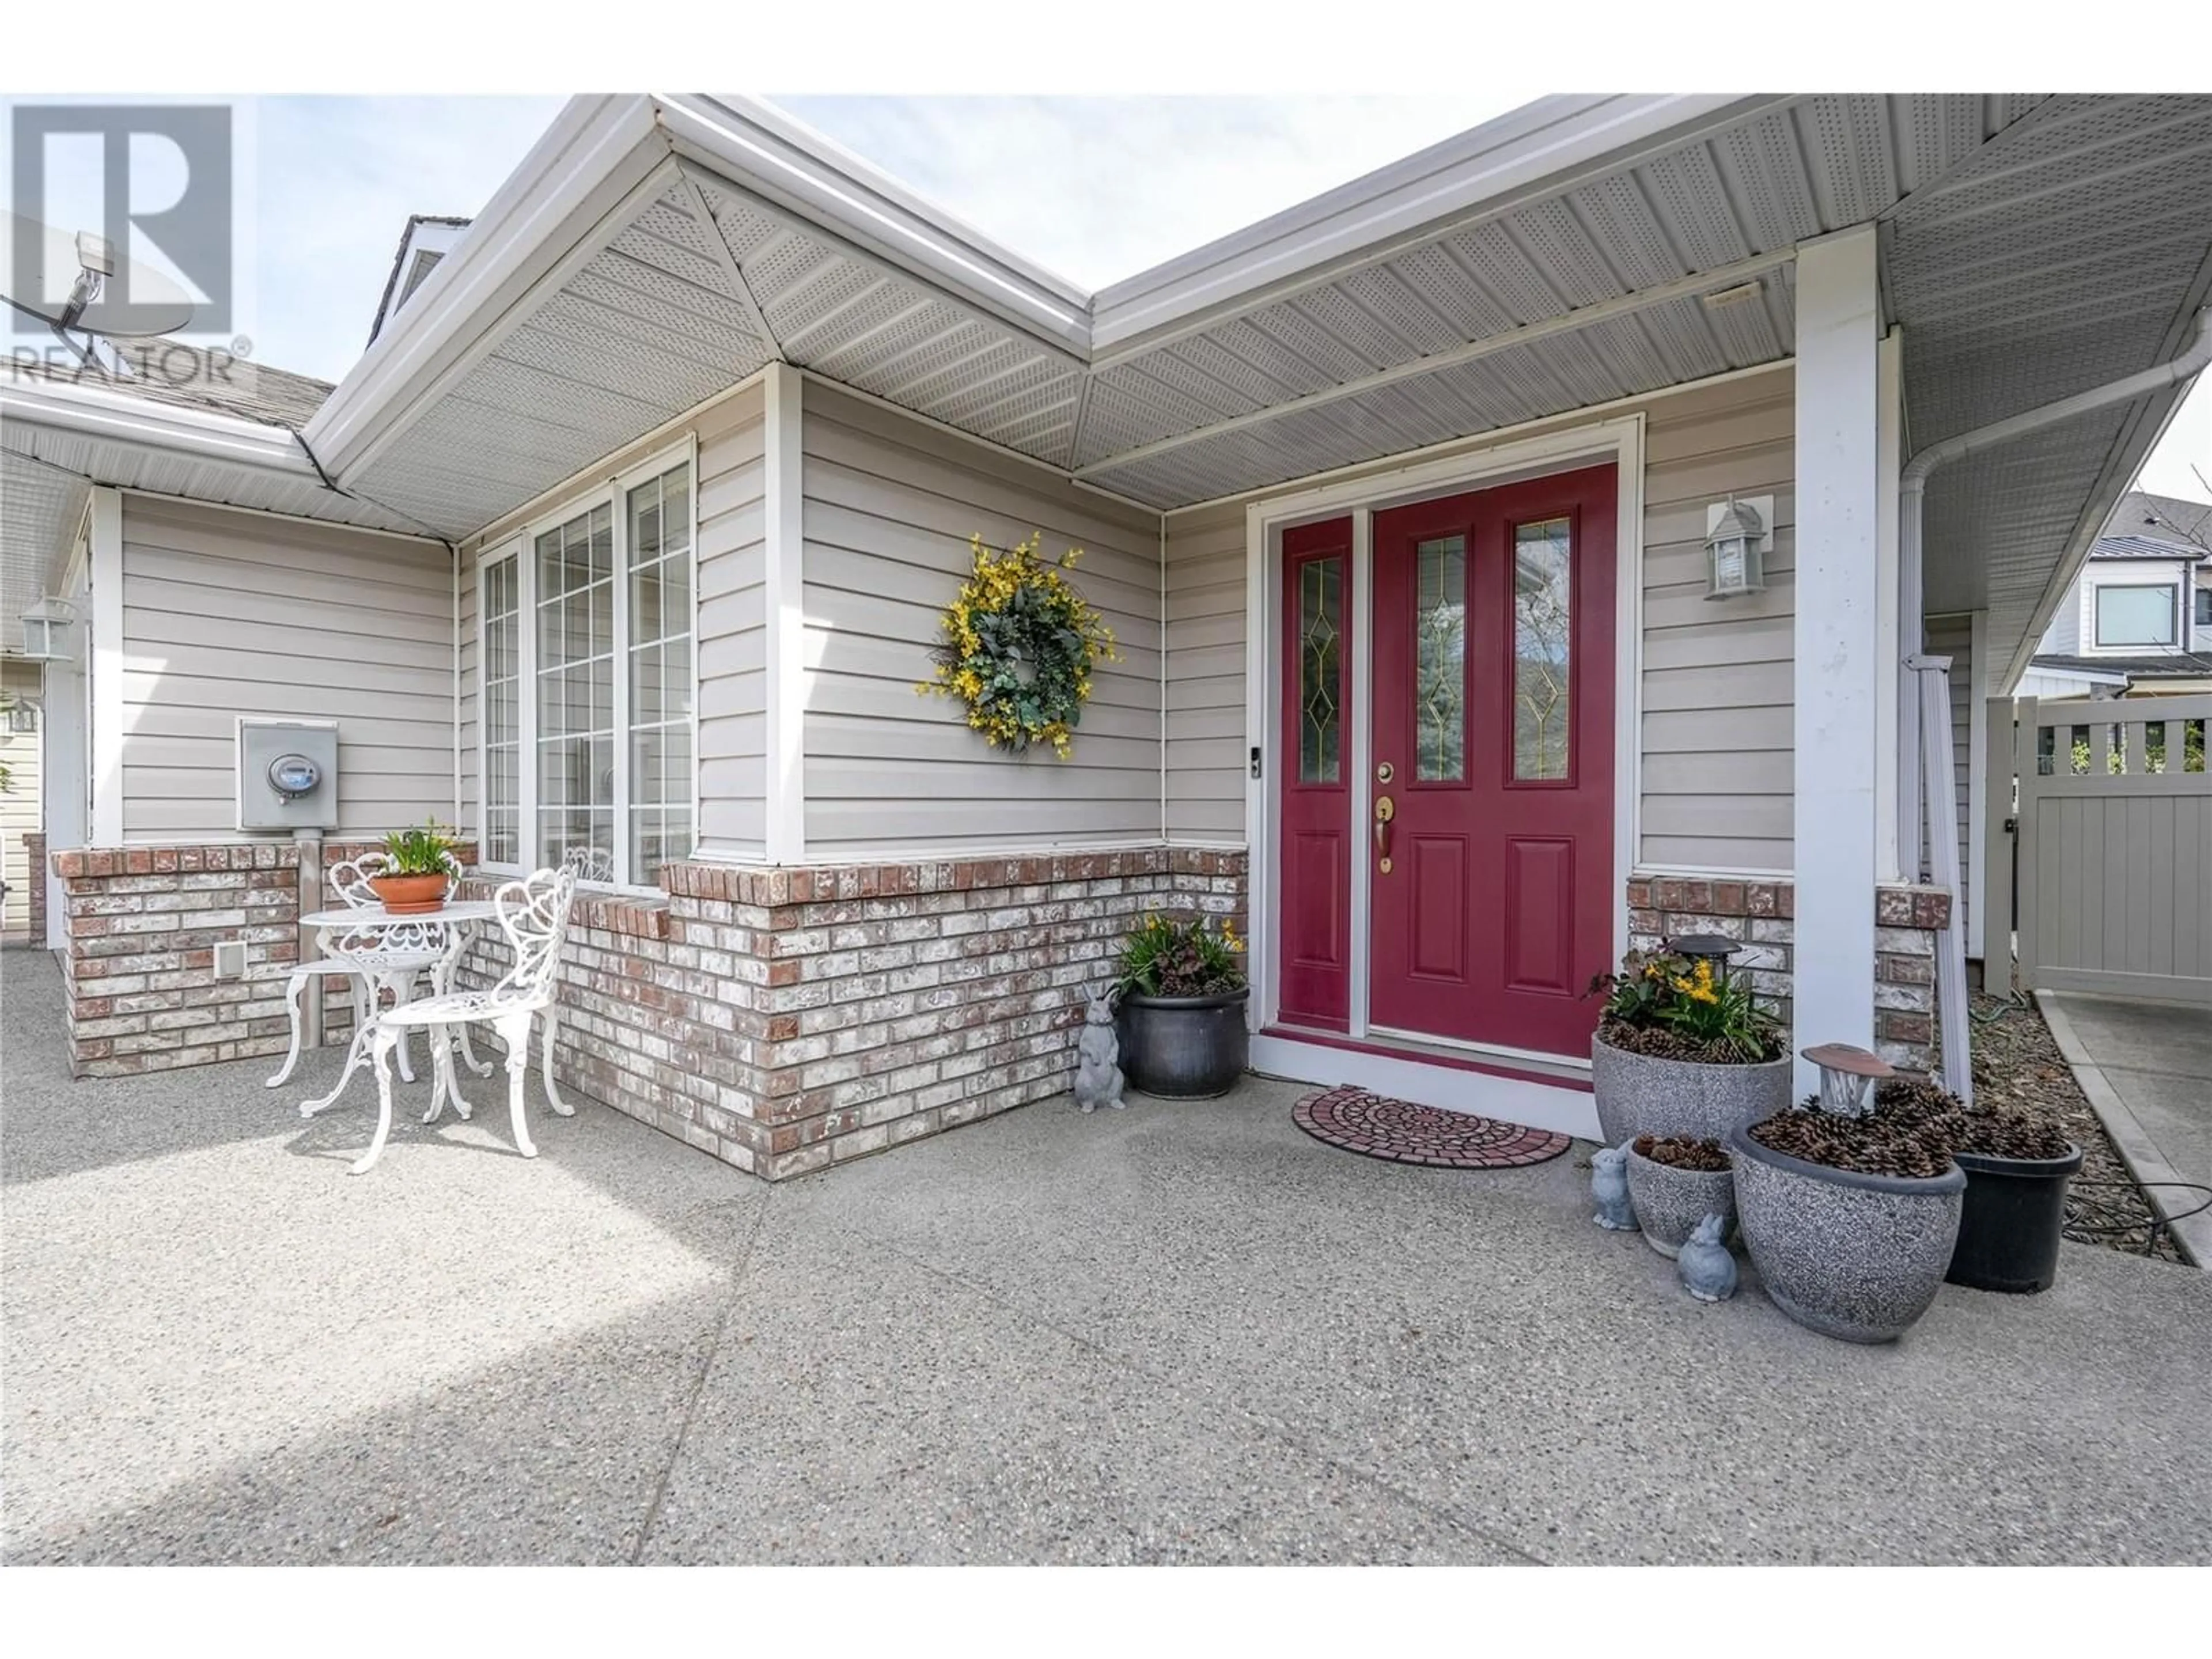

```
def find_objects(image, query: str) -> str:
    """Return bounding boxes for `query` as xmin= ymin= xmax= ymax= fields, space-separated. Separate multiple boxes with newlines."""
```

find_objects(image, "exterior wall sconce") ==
xmin=21 ymin=597 xmax=78 ymax=661
xmin=1704 ymin=495 xmax=1772 ymax=601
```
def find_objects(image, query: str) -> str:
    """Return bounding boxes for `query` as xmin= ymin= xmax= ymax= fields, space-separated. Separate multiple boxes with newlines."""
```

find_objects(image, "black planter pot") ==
xmin=1116 ymin=988 xmax=1251 ymax=1098
xmin=1945 ymin=1142 xmax=2084 ymax=1294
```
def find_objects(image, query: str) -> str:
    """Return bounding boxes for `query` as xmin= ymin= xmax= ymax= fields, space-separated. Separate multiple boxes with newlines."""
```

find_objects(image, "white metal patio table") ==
xmin=294 ymin=900 xmax=499 ymax=1121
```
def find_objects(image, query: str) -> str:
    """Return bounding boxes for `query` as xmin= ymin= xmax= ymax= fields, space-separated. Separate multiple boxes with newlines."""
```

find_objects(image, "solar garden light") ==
xmin=1703 ymin=495 xmax=1767 ymax=600
xmin=1667 ymin=931 xmax=1741 ymax=986
xmin=1803 ymin=1043 xmax=1895 ymax=1119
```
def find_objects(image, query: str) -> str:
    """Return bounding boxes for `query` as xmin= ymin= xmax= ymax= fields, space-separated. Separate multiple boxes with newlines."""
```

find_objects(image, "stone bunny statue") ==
xmin=1590 ymin=1142 xmax=1638 ymax=1230
xmin=1677 ymin=1214 xmax=1738 ymax=1302
xmin=1073 ymin=988 xmax=1126 ymax=1113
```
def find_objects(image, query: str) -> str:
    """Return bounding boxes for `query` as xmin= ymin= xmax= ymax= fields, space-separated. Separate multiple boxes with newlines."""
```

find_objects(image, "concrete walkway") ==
xmin=5 ymin=948 xmax=2210 ymax=1565
xmin=2040 ymin=992 xmax=2212 ymax=1267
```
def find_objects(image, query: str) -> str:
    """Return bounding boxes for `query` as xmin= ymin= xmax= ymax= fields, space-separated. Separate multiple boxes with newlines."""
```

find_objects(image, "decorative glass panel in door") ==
xmin=1512 ymin=517 xmax=1572 ymax=782
xmin=1298 ymin=556 xmax=1342 ymax=783
xmin=1413 ymin=536 xmax=1466 ymax=781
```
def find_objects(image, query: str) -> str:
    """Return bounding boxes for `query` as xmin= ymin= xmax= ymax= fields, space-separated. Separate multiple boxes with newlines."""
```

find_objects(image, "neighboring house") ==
xmin=366 ymin=214 xmax=474 ymax=347
xmin=2026 ymin=489 xmax=2212 ymax=697
xmin=5 ymin=93 xmax=2211 ymax=1178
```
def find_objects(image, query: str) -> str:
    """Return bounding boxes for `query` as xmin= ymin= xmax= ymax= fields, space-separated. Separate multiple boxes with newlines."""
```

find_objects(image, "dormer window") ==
xmin=2094 ymin=583 xmax=2179 ymax=647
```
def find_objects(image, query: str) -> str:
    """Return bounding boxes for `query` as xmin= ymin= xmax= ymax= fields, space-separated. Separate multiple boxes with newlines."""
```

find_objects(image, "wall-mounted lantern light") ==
xmin=20 ymin=597 xmax=77 ymax=660
xmin=1704 ymin=495 xmax=1770 ymax=601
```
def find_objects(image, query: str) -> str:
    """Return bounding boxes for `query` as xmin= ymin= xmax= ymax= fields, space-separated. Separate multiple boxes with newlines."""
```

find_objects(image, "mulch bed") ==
xmin=1948 ymin=987 xmax=2186 ymax=1265
xmin=1292 ymin=1087 xmax=1571 ymax=1169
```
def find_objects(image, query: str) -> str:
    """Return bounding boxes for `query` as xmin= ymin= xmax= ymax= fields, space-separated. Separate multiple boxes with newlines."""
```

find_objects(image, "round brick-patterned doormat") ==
xmin=1292 ymin=1086 xmax=1572 ymax=1169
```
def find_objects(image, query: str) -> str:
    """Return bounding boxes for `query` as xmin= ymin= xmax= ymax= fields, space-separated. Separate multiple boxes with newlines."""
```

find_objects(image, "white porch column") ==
xmin=1792 ymin=226 xmax=1883 ymax=1097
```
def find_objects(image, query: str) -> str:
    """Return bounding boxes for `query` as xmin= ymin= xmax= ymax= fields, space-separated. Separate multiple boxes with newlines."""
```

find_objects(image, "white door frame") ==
xmin=1241 ymin=414 xmax=1645 ymax=1067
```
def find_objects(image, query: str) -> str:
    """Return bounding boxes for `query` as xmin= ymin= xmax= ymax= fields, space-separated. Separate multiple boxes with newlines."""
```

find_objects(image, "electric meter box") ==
xmin=237 ymin=718 xmax=340 ymax=831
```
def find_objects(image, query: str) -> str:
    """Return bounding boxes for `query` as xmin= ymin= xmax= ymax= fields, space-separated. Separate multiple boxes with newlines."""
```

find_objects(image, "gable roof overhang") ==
xmin=295 ymin=92 xmax=2212 ymax=698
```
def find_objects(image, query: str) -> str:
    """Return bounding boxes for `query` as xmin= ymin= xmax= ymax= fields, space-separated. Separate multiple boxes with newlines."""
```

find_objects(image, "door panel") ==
xmin=1277 ymin=517 xmax=1354 ymax=1029
xmin=1369 ymin=465 xmax=1616 ymax=1055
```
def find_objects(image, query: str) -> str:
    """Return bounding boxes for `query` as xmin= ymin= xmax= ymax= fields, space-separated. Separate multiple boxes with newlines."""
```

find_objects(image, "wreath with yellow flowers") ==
xmin=918 ymin=533 xmax=1119 ymax=759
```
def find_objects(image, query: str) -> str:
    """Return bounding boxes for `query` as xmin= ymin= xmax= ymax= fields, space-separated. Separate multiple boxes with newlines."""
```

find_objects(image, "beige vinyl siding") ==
xmin=1637 ymin=372 xmax=1795 ymax=872
xmin=116 ymin=495 xmax=453 ymax=843
xmin=1161 ymin=499 xmax=1246 ymax=843
xmin=798 ymin=382 xmax=1162 ymax=856
xmin=695 ymin=382 xmax=768 ymax=860
xmin=457 ymin=377 xmax=767 ymax=866
xmin=2 ymin=658 xmax=41 ymax=933
xmin=457 ymin=552 xmax=479 ymax=840
xmin=1925 ymin=612 xmax=1975 ymax=926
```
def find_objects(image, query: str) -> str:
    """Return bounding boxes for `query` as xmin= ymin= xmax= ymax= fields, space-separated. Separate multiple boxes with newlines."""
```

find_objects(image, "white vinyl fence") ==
xmin=2010 ymin=694 xmax=2211 ymax=1005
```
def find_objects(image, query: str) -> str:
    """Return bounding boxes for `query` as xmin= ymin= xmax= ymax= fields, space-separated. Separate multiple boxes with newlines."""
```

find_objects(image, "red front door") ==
xmin=1277 ymin=517 xmax=1354 ymax=1029
xmin=1368 ymin=467 xmax=1616 ymax=1056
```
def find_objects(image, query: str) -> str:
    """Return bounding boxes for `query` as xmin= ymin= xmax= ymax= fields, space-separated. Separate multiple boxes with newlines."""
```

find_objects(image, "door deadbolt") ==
xmin=1375 ymin=760 xmax=1395 ymax=783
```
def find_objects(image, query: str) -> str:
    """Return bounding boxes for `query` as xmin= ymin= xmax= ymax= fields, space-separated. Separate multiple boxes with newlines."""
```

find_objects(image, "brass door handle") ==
xmin=1373 ymin=794 xmax=1395 ymax=860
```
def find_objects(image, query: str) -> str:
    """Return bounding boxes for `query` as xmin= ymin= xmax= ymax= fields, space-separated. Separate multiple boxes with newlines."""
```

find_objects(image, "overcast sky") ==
xmin=248 ymin=95 xmax=2209 ymax=503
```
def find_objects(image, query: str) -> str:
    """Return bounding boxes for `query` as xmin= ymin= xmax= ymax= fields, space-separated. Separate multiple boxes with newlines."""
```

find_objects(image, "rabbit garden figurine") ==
xmin=1677 ymin=1213 xmax=1738 ymax=1302
xmin=1073 ymin=989 xmax=1126 ymax=1113
xmin=1590 ymin=1142 xmax=1638 ymax=1230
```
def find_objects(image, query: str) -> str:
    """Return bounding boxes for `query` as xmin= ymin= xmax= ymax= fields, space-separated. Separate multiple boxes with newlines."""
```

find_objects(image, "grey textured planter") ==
xmin=1116 ymin=988 xmax=1250 ymax=1099
xmin=1625 ymin=1146 xmax=1736 ymax=1259
xmin=1590 ymin=1035 xmax=1791 ymax=1146
xmin=1728 ymin=1123 xmax=1965 ymax=1344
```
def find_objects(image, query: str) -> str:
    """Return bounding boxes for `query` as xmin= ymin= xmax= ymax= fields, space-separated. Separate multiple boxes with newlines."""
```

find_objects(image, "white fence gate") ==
xmin=2008 ymin=694 xmax=2212 ymax=1005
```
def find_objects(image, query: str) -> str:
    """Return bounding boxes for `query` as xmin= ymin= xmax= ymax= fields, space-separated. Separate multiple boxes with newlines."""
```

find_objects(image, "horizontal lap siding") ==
xmin=696 ymin=384 xmax=768 ymax=859
xmin=2 ymin=660 xmax=41 ymax=931
xmin=117 ymin=496 xmax=453 ymax=843
xmin=1638 ymin=374 xmax=1794 ymax=872
xmin=1161 ymin=501 xmax=1246 ymax=843
xmin=800 ymin=384 xmax=1162 ymax=856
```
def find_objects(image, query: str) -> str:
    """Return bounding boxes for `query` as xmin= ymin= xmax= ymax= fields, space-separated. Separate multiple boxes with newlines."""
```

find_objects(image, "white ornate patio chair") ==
xmin=267 ymin=850 xmax=483 ymax=1090
xmin=560 ymin=843 xmax=615 ymax=885
xmin=344 ymin=865 xmax=578 ymax=1175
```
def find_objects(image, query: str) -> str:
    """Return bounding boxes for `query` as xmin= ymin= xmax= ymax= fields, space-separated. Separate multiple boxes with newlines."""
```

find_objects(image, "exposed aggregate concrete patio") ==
xmin=4 ymin=947 xmax=2209 ymax=1565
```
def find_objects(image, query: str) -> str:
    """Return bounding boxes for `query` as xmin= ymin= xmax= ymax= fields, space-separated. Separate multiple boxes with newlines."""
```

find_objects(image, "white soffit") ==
xmin=1891 ymin=94 xmax=2212 ymax=685
xmin=1078 ymin=94 xmax=2054 ymax=507
xmin=1 ymin=448 xmax=89 ymax=637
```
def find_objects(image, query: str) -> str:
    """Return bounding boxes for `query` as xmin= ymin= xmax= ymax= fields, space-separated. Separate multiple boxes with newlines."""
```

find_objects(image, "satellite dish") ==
xmin=1 ymin=211 xmax=197 ymax=344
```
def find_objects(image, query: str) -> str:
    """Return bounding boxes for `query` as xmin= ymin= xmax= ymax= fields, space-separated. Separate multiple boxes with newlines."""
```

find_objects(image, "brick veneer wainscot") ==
xmin=1626 ymin=875 xmax=1953 ymax=1071
xmin=450 ymin=849 xmax=1249 ymax=1180
xmin=51 ymin=840 xmax=476 ymax=1078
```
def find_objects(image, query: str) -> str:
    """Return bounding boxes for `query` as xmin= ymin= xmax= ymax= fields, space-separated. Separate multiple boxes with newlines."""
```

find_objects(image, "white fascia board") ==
xmin=1 ymin=376 xmax=312 ymax=476
xmin=653 ymin=94 xmax=1091 ymax=357
xmin=1088 ymin=94 xmax=1792 ymax=359
xmin=303 ymin=94 xmax=669 ymax=476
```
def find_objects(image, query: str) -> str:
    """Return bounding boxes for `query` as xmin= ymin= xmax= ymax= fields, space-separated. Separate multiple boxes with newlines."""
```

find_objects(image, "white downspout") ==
xmin=1898 ymin=308 xmax=2212 ymax=1099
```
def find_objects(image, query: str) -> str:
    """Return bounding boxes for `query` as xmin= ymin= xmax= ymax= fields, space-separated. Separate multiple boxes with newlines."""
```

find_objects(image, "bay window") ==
xmin=478 ymin=446 xmax=695 ymax=887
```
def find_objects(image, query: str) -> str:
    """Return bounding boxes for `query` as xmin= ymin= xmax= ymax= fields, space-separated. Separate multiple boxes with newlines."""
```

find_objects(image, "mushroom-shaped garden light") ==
xmin=1802 ymin=1043 xmax=1894 ymax=1119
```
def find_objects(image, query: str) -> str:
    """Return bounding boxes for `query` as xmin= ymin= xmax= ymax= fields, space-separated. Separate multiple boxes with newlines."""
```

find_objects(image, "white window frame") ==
xmin=2092 ymin=581 xmax=2179 ymax=650
xmin=474 ymin=435 xmax=700 ymax=892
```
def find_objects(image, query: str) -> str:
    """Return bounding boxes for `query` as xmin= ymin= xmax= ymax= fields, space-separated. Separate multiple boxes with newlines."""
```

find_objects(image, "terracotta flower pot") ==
xmin=369 ymin=872 xmax=448 ymax=915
